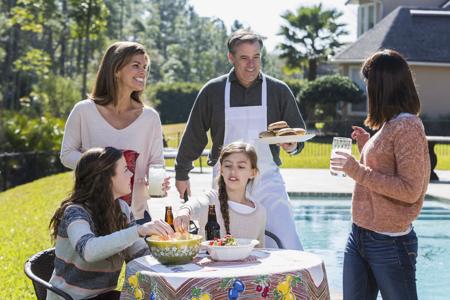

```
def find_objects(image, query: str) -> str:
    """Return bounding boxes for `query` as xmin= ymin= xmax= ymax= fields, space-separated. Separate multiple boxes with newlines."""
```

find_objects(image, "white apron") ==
xmin=212 ymin=73 xmax=303 ymax=250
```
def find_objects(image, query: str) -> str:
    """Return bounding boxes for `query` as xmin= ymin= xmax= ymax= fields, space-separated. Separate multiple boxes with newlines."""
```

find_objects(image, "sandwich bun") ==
xmin=292 ymin=128 xmax=306 ymax=136
xmin=268 ymin=121 xmax=288 ymax=132
xmin=259 ymin=131 xmax=275 ymax=138
xmin=276 ymin=128 xmax=296 ymax=136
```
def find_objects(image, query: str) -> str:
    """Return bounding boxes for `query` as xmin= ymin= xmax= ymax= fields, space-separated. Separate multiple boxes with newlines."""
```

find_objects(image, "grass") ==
xmin=0 ymin=173 xmax=73 ymax=299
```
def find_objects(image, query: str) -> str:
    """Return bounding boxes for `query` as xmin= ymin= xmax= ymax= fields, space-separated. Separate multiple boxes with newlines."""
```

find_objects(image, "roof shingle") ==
xmin=334 ymin=7 xmax=450 ymax=63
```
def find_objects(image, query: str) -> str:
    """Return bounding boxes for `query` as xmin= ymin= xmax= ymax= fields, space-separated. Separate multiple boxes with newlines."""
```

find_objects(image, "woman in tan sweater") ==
xmin=331 ymin=49 xmax=429 ymax=300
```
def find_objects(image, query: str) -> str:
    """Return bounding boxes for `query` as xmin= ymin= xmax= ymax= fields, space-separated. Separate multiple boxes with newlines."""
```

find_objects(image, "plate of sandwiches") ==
xmin=258 ymin=121 xmax=315 ymax=144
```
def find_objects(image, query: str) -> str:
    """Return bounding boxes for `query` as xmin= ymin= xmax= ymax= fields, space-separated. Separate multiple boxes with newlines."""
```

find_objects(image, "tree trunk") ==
xmin=47 ymin=28 xmax=55 ymax=72
xmin=308 ymin=58 xmax=317 ymax=81
xmin=59 ymin=0 xmax=68 ymax=76
xmin=6 ymin=27 xmax=20 ymax=109
xmin=1 ymin=0 xmax=19 ymax=109
xmin=119 ymin=0 xmax=124 ymax=39
xmin=68 ymin=39 xmax=76 ymax=77
xmin=81 ymin=0 xmax=93 ymax=97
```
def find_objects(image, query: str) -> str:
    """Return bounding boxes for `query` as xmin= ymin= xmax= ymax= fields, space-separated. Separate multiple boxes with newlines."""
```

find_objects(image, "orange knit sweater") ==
xmin=343 ymin=115 xmax=430 ymax=232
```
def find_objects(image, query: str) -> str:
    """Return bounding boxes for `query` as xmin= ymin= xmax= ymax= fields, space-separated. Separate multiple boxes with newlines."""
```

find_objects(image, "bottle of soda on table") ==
xmin=205 ymin=204 xmax=221 ymax=240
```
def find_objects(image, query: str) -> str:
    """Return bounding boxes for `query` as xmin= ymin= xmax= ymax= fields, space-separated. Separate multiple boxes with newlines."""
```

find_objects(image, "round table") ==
xmin=121 ymin=249 xmax=329 ymax=300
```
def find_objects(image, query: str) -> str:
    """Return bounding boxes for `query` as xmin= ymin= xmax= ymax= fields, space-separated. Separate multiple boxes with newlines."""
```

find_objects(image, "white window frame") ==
xmin=357 ymin=2 xmax=379 ymax=36
xmin=347 ymin=66 xmax=367 ymax=116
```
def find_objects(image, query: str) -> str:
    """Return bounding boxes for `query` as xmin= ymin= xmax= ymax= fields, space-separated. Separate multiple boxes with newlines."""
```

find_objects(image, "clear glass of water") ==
xmin=148 ymin=164 xmax=167 ymax=197
xmin=330 ymin=137 xmax=353 ymax=177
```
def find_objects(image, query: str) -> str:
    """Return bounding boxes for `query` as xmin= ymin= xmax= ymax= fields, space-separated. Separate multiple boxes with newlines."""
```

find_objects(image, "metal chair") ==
xmin=24 ymin=248 xmax=73 ymax=300
xmin=265 ymin=230 xmax=285 ymax=249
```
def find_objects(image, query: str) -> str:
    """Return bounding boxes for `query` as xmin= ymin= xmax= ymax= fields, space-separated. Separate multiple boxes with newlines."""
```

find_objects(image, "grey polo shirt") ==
xmin=175 ymin=70 xmax=306 ymax=180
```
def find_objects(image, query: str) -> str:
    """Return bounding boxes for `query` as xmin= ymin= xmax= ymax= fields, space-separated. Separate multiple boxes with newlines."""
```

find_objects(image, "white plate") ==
xmin=258 ymin=133 xmax=316 ymax=144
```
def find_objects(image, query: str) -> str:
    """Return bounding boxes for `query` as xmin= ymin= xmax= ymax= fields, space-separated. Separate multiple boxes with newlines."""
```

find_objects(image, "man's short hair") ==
xmin=227 ymin=29 xmax=264 ymax=54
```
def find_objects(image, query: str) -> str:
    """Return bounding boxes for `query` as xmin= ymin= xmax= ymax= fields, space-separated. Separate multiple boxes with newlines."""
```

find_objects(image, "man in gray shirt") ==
xmin=175 ymin=29 xmax=306 ymax=250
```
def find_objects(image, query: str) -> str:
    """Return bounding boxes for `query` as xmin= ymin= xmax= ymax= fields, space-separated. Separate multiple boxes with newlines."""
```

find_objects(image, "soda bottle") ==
xmin=205 ymin=205 xmax=221 ymax=240
xmin=164 ymin=206 xmax=175 ymax=230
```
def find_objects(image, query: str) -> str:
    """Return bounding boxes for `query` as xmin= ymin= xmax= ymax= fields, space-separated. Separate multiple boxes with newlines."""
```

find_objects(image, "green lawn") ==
xmin=0 ymin=173 xmax=73 ymax=299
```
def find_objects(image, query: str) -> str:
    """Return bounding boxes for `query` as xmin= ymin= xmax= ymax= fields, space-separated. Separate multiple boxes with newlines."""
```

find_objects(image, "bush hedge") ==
xmin=299 ymin=75 xmax=365 ymax=122
xmin=148 ymin=82 xmax=203 ymax=124
xmin=149 ymin=80 xmax=309 ymax=125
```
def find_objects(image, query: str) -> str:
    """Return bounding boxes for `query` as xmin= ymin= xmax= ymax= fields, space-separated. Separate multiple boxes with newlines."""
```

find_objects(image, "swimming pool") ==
xmin=291 ymin=196 xmax=450 ymax=300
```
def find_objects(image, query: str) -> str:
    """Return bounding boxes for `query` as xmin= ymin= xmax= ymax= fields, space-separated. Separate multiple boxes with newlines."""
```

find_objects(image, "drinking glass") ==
xmin=148 ymin=164 xmax=167 ymax=197
xmin=330 ymin=137 xmax=352 ymax=177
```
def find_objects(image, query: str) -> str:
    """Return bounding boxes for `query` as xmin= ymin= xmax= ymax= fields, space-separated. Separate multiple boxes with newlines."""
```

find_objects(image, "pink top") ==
xmin=60 ymin=99 xmax=164 ymax=219
xmin=343 ymin=115 xmax=430 ymax=232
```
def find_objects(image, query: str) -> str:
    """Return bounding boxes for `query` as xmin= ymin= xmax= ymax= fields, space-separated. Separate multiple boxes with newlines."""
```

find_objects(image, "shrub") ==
xmin=284 ymin=78 xmax=308 ymax=120
xmin=147 ymin=82 xmax=203 ymax=124
xmin=299 ymin=75 xmax=364 ymax=121
xmin=0 ymin=111 xmax=67 ymax=190
xmin=284 ymin=78 xmax=308 ymax=100
xmin=1 ymin=111 xmax=65 ymax=152
xmin=31 ymin=74 xmax=82 ymax=118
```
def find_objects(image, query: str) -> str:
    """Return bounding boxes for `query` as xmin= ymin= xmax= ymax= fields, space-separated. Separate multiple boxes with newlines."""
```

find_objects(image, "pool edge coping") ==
xmin=288 ymin=192 xmax=450 ymax=204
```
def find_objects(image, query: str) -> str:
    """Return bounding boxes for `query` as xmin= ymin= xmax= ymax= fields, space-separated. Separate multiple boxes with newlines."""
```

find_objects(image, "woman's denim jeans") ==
xmin=343 ymin=223 xmax=418 ymax=300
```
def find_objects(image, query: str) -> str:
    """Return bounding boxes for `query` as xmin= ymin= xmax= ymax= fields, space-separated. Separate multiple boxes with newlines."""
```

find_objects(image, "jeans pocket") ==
xmin=402 ymin=239 xmax=418 ymax=269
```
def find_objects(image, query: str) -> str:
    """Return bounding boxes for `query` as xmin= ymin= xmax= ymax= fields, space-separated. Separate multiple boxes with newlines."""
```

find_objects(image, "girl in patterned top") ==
xmin=48 ymin=147 xmax=174 ymax=300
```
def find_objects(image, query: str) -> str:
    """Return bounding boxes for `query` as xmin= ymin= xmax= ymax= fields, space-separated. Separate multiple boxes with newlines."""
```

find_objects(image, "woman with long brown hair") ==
xmin=48 ymin=147 xmax=173 ymax=300
xmin=331 ymin=49 xmax=429 ymax=300
xmin=60 ymin=41 xmax=168 ymax=224
xmin=174 ymin=142 xmax=266 ymax=247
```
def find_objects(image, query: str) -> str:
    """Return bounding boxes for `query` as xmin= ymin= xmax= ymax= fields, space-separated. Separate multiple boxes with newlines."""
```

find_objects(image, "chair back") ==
xmin=24 ymin=248 xmax=73 ymax=300
xmin=265 ymin=230 xmax=285 ymax=249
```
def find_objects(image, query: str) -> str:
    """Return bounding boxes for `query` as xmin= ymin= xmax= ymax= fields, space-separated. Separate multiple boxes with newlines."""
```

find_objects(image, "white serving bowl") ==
xmin=201 ymin=238 xmax=259 ymax=261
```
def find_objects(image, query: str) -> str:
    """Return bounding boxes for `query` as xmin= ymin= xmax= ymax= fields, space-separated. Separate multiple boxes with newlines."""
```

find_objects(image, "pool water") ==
xmin=291 ymin=197 xmax=450 ymax=300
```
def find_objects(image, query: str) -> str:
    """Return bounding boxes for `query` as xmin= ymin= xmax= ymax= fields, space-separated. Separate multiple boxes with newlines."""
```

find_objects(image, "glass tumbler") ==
xmin=330 ymin=137 xmax=352 ymax=177
xmin=148 ymin=164 xmax=167 ymax=197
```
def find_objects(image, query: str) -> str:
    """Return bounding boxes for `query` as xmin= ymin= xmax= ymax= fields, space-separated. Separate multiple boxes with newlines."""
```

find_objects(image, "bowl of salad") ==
xmin=201 ymin=235 xmax=259 ymax=261
xmin=145 ymin=232 xmax=203 ymax=265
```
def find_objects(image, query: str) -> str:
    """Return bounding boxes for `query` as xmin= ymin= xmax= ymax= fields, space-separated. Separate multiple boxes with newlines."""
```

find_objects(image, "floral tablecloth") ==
xmin=121 ymin=249 xmax=329 ymax=300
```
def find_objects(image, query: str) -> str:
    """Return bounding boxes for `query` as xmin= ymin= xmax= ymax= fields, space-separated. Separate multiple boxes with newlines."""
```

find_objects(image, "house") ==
xmin=333 ymin=0 xmax=450 ymax=119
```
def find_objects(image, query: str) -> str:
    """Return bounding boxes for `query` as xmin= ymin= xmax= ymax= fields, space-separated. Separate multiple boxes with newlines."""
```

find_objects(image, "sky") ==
xmin=189 ymin=0 xmax=358 ymax=53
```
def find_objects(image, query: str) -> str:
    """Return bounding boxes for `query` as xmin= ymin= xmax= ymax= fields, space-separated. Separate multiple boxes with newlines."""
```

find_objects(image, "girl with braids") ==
xmin=48 ymin=147 xmax=174 ymax=300
xmin=174 ymin=142 xmax=266 ymax=247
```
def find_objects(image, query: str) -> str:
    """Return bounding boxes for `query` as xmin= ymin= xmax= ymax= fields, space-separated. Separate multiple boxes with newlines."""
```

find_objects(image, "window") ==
xmin=358 ymin=6 xmax=365 ymax=36
xmin=357 ymin=3 xmax=377 ymax=36
xmin=368 ymin=5 xmax=375 ymax=29
xmin=348 ymin=66 xmax=367 ymax=114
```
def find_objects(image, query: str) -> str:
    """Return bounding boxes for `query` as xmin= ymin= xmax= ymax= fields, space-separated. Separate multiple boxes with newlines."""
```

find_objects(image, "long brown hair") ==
xmin=217 ymin=142 xmax=258 ymax=234
xmin=361 ymin=49 xmax=420 ymax=130
xmin=49 ymin=147 xmax=128 ymax=241
xmin=90 ymin=41 xmax=149 ymax=106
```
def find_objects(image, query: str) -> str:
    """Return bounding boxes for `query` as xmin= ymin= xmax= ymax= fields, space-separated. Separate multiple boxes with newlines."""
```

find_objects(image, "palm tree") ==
xmin=278 ymin=4 xmax=348 ymax=81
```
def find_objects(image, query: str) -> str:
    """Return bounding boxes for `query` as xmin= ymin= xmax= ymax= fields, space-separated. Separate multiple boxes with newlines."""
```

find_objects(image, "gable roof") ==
xmin=333 ymin=7 xmax=450 ymax=64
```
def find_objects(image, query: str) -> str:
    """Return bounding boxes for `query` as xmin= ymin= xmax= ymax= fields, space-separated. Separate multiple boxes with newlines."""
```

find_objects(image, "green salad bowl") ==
xmin=145 ymin=234 xmax=203 ymax=265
